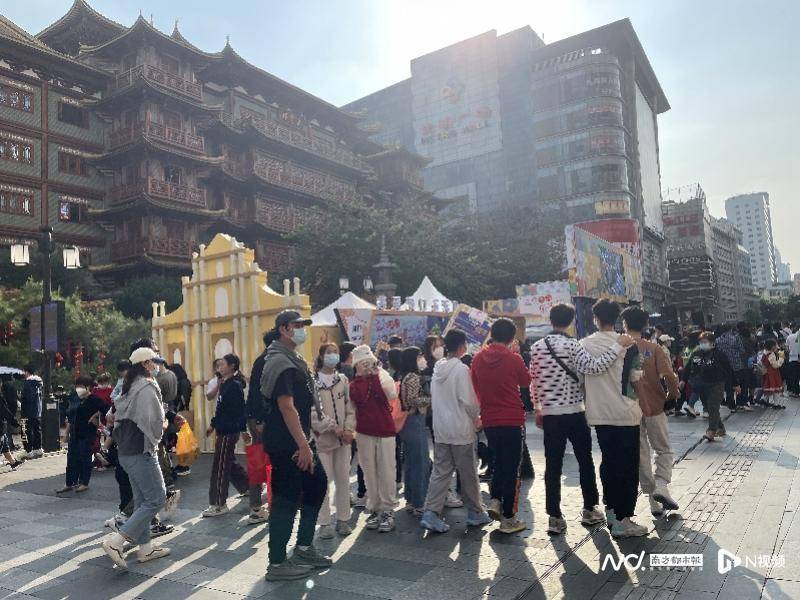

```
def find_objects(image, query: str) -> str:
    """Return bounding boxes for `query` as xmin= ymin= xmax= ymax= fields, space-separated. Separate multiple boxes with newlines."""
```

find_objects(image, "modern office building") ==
xmin=725 ymin=192 xmax=777 ymax=289
xmin=711 ymin=217 xmax=756 ymax=322
xmin=0 ymin=1 xmax=431 ymax=286
xmin=775 ymin=248 xmax=791 ymax=283
xmin=345 ymin=19 xmax=671 ymax=312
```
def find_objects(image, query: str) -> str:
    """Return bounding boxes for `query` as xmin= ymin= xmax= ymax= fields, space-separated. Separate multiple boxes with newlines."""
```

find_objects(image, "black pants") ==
xmin=114 ymin=456 xmax=134 ymax=515
xmin=594 ymin=424 xmax=640 ymax=520
xmin=543 ymin=413 xmax=599 ymax=517
xmin=22 ymin=417 xmax=41 ymax=452
xmin=787 ymin=361 xmax=800 ymax=395
xmin=353 ymin=442 xmax=367 ymax=498
xmin=484 ymin=425 xmax=524 ymax=519
xmin=267 ymin=449 xmax=327 ymax=564
xmin=65 ymin=437 xmax=93 ymax=486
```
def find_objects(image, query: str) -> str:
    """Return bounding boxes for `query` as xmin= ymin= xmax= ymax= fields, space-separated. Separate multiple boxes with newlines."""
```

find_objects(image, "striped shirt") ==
xmin=529 ymin=333 xmax=624 ymax=416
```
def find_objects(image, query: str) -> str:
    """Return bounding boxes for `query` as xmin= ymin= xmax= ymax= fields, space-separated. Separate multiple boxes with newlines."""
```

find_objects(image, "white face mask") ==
xmin=432 ymin=347 xmax=445 ymax=361
xmin=417 ymin=357 xmax=428 ymax=371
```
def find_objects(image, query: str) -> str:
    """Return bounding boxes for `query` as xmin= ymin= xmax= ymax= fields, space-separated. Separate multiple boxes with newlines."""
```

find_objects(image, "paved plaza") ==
xmin=0 ymin=401 xmax=798 ymax=600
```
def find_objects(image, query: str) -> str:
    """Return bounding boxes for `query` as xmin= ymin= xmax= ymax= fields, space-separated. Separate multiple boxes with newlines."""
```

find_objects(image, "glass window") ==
xmin=58 ymin=102 xmax=88 ymax=128
xmin=59 ymin=201 xmax=81 ymax=222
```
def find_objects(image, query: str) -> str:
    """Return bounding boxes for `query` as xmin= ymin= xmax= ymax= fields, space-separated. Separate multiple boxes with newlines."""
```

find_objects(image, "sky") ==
xmin=7 ymin=0 xmax=799 ymax=271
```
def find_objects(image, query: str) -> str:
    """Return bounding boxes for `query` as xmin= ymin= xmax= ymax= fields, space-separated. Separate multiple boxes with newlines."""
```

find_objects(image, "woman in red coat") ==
xmin=761 ymin=340 xmax=785 ymax=405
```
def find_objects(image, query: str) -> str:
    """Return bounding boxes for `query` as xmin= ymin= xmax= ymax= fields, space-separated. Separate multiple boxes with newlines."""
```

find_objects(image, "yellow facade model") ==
xmin=151 ymin=233 xmax=311 ymax=447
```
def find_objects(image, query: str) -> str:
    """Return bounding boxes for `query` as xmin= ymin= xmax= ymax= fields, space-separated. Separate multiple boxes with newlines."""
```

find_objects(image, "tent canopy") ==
xmin=311 ymin=291 xmax=376 ymax=326
xmin=407 ymin=276 xmax=451 ymax=308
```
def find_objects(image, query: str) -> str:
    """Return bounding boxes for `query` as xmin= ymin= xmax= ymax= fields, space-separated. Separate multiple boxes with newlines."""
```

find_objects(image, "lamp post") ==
xmin=10 ymin=227 xmax=81 ymax=451
xmin=338 ymin=276 xmax=350 ymax=297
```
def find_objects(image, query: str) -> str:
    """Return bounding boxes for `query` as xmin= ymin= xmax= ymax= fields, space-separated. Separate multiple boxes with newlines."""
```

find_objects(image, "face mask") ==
xmin=323 ymin=353 xmax=340 ymax=368
xmin=292 ymin=328 xmax=307 ymax=346
xmin=432 ymin=347 xmax=445 ymax=361
xmin=75 ymin=386 xmax=89 ymax=399
xmin=698 ymin=342 xmax=712 ymax=351
xmin=417 ymin=357 xmax=428 ymax=371
xmin=152 ymin=363 xmax=161 ymax=376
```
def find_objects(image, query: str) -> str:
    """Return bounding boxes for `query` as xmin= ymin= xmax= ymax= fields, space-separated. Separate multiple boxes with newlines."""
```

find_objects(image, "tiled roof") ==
xmin=36 ymin=0 xmax=126 ymax=39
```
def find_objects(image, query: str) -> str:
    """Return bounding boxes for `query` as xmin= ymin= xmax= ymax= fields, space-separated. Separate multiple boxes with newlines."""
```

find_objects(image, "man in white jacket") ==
xmin=420 ymin=329 xmax=491 ymax=533
xmin=580 ymin=299 xmax=648 ymax=539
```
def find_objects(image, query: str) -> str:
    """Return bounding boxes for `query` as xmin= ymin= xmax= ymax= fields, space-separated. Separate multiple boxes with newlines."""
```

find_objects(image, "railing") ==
xmin=111 ymin=64 xmax=202 ymax=101
xmin=219 ymin=112 xmax=369 ymax=173
xmin=251 ymin=152 xmax=358 ymax=204
xmin=107 ymin=178 xmax=206 ymax=207
xmin=111 ymin=237 xmax=192 ymax=262
xmin=109 ymin=118 xmax=205 ymax=153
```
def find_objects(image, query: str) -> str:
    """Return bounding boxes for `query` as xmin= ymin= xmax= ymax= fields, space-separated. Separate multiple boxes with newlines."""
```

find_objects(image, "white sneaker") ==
xmin=248 ymin=507 xmax=269 ymax=525
xmin=318 ymin=524 xmax=335 ymax=539
xmin=653 ymin=484 xmax=678 ymax=511
xmin=445 ymin=491 xmax=463 ymax=508
xmin=649 ymin=496 xmax=664 ymax=517
xmin=702 ymin=411 xmax=709 ymax=419
xmin=580 ymin=507 xmax=605 ymax=526
xmin=102 ymin=533 xmax=128 ymax=569
xmin=104 ymin=513 xmax=128 ymax=529
xmin=201 ymin=504 xmax=229 ymax=518
xmin=487 ymin=498 xmax=503 ymax=521
xmin=611 ymin=517 xmax=649 ymax=538
xmin=136 ymin=544 xmax=170 ymax=563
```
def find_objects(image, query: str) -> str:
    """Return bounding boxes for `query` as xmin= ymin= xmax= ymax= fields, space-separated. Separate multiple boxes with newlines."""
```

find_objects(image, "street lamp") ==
xmin=62 ymin=246 xmax=81 ymax=270
xmin=363 ymin=276 xmax=373 ymax=293
xmin=10 ymin=243 xmax=29 ymax=266
xmin=339 ymin=276 xmax=350 ymax=296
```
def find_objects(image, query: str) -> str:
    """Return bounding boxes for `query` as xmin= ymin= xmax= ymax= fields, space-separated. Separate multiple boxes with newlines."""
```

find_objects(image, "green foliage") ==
xmin=281 ymin=194 xmax=565 ymax=309
xmin=113 ymin=275 xmax=183 ymax=320
xmin=759 ymin=298 xmax=786 ymax=323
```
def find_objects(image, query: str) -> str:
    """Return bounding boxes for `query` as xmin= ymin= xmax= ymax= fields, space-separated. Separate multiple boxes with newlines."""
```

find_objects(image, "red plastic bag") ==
xmin=245 ymin=441 xmax=272 ymax=505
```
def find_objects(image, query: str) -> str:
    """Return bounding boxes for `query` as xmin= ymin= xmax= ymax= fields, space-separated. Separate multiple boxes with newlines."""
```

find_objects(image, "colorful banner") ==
xmin=334 ymin=308 xmax=374 ymax=345
xmin=367 ymin=312 xmax=449 ymax=347
xmin=483 ymin=298 xmax=519 ymax=315
xmin=565 ymin=225 xmax=643 ymax=303
xmin=444 ymin=304 xmax=493 ymax=348
xmin=575 ymin=218 xmax=641 ymax=260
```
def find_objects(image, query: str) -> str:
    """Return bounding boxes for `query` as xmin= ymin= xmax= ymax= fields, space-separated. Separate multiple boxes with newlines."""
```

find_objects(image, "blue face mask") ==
xmin=292 ymin=328 xmax=307 ymax=346
xmin=323 ymin=353 xmax=340 ymax=368
xmin=698 ymin=342 xmax=712 ymax=352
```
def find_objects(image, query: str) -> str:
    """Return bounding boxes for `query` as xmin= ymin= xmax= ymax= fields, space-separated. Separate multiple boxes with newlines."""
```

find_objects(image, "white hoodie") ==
xmin=430 ymin=357 xmax=479 ymax=445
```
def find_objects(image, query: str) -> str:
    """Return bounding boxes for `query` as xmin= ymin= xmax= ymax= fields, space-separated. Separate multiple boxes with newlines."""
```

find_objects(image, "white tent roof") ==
xmin=409 ymin=276 xmax=451 ymax=305
xmin=311 ymin=291 xmax=376 ymax=326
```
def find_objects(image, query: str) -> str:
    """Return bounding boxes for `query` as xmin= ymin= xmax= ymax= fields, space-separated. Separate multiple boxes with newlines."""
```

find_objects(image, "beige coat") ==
xmin=311 ymin=373 xmax=356 ymax=452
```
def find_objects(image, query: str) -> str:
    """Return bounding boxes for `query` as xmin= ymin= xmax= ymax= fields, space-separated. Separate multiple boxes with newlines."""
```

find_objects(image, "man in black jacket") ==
xmin=20 ymin=365 xmax=43 ymax=458
xmin=1 ymin=375 xmax=22 ymax=469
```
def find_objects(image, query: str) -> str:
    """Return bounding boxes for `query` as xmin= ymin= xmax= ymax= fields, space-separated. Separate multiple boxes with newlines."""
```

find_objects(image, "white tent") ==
xmin=406 ymin=276 xmax=452 ymax=311
xmin=311 ymin=291 xmax=376 ymax=326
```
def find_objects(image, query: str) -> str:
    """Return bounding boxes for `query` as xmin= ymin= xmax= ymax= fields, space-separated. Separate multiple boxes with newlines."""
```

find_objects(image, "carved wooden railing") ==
xmin=109 ymin=118 xmax=204 ymax=153
xmin=107 ymin=178 xmax=206 ymax=207
xmin=111 ymin=64 xmax=202 ymax=101
xmin=251 ymin=152 xmax=358 ymax=204
xmin=111 ymin=236 xmax=193 ymax=261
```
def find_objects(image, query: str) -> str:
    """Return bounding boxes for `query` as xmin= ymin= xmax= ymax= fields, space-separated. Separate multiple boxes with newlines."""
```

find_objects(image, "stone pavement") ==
xmin=0 ymin=401 xmax=798 ymax=600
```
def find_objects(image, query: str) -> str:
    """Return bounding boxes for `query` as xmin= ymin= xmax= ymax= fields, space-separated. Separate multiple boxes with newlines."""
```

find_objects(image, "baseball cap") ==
xmin=129 ymin=347 xmax=166 ymax=365
xmin=274 ymin=309 xmax=312 ymax=330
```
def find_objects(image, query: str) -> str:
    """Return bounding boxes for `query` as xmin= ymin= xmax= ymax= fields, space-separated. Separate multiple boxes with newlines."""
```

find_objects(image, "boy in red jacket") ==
xmin=470 ymin=318 xmax=531 ymax=534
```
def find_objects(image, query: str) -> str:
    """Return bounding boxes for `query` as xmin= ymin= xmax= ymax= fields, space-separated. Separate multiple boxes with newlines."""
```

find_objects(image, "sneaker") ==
xmin=317 ymin=524 xmax=335 ymax=539
xmin=202 ymin=504 xmax=229 ymax=518
xmin=611 ymin=517 xmax=649 ymax=538
xmin=237 ymin=489 xmax=250 ymax=498
xmin=8 ymin=461 xmax=21 ymax=471
xmin=292 ymin=545 xmax=333 ymax=568
xmin=95 ymin=452 xmax=111 ymax=467
xmin=378 ymin=511 xmax=395 ymax=533
xmin=16 ymin=451 xmax=29 ymax=461
xmin=702 ymin=411 xmax=709 ymax=419
xmin=649 ymin=496 xmax=664 ymax=517
xmin=479 ymin=471 xmax=493 ymax=482
xmin=31 ymin=449 xmax=44 ymax=458
xmin=265 ymin=559 xmax=312 ymax=581
xmin=581 ymin=507 xmax=606 ymax=526
xmin=161 ymin=490 xmax=180 ymax=520
xmin=653 ymin=483 xmax=679 ymax=511
xmin=137 ymin=545 xmax=170 ymax=563
xmin=741 ymin=405 xmax=754 ymax=412
xmin=466 ymin=510 xmax=492 ymax=527
xmin=547 ymin=516 xmax=567 ymax=535
xmin=102 ymin=533 xmax=127 ymax=569
xmin=420 ymin=510 xmax=450 ymax=533
xmin=445 ymin=491 xmax=464 ymax=508
xmin=174 ymin=465 xmax=191 ymax=477
xmin=55 ymin=485 xmax=75 ymax=494
xmin=105 ymin=513 xmax=128 ymax=529
xmin=605 ymin=508 xmax=619 ymax=530
xmin=353 ymin=495 xmax=367 ymax=508
xmin=335 ymin=520 xmax=352 ymax=536
xmin=487 ymin=498 xmax=503 ymax=522
xmin=365 ymin=512 xmax=380 ymax=530
xmin=684 ymin=407 xmax=697 ymax=419
xmin=248 ymin=507 xmax=269 ymax=525
xmin=150 ymin=522 xmax=174 ymax=538
xmin=716 ymin=428 xmax=727 ymax=437
xmin=498 ymin=516 xmax=527 ymax=534
xmin=75 ymin=484 xmax=89 ymax=492
xmin=703 ymin=429 xmax=716 ymax=442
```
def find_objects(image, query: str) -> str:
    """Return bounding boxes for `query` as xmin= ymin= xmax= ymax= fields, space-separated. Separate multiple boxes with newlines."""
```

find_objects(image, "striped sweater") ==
xmin=529 ymin=333 xmax=624 ymax=416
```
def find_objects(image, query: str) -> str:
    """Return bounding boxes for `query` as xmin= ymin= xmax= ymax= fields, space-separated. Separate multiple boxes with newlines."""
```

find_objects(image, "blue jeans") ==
xmin=66 ymin=437 xmax=93 ymax=486
xmin=398 ymin=413 xmax=431 ymax=508
xmin=118 ymin=452 xmax=166 ymax=546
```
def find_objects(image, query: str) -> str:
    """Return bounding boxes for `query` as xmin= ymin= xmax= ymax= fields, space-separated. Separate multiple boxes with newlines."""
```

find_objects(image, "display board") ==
xmin=444 ymin=304 xmax=493 ymax=348
xmin=367 ymin=312 xmax=449 ymax=347
xmin=334 ymin=308 xmax=374 ymax=345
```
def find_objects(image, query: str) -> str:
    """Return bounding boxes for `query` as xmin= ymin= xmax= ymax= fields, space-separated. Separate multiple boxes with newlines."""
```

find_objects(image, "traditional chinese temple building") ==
xmin=0 ymin=0 xmax=430 ymax=286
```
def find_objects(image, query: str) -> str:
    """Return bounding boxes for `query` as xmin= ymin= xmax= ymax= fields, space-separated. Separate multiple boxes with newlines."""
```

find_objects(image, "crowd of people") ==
xmin=0 ymin=305 xmax=797 ymax=581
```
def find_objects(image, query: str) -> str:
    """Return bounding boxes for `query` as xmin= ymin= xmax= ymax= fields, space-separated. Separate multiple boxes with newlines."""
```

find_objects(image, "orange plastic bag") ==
xmin=175 ymin=421 xmax=199 ymax=467
xmin=390 ymin=381 xmax=409 ymax=433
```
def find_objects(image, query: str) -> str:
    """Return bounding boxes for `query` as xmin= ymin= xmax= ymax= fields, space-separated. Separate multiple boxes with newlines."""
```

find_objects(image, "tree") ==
xmin=114 ymin=275 xmax=183 ymax=320
xmin=759 ymin=299 xmax=786 ymax=323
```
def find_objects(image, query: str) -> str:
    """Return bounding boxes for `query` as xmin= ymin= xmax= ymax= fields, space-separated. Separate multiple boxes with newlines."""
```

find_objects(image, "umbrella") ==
xmin=0 ymin=367 xmax=23 ymax=376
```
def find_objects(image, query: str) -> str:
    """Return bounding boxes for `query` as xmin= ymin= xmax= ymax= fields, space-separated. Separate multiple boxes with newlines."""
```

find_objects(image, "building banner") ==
xmin=367 ymin=312 xmax=449 ymax=347
xmin=514 ymin=281 xmax=573 ymax=320
xmin=444 ymin=304 xmax=493 ymax=348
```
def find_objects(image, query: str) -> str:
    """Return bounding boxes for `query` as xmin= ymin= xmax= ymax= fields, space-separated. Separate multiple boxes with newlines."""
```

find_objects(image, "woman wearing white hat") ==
xmin=101 ymin=347 xmax=170 ymax=569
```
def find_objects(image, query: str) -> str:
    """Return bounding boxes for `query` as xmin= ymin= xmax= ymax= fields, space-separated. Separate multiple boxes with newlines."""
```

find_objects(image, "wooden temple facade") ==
xmin=0 ymin=0 xmax=432 ymax=286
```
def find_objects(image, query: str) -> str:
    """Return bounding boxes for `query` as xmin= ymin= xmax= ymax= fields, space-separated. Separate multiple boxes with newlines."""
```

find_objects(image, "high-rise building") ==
xmin=0 ymin=1 xmax=432 ymax=287
xmin=711 ymin=217 xmax=756 ymax=322
xmin=661 ymin=184 xmax=717 ymax=326
xmin=345 ymin=19 xmax=671 ymax=312
xmin=774 ymin=248 xmax=791 ymax=283
xmin=725 ymin=192 xmax=776 ymax=289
